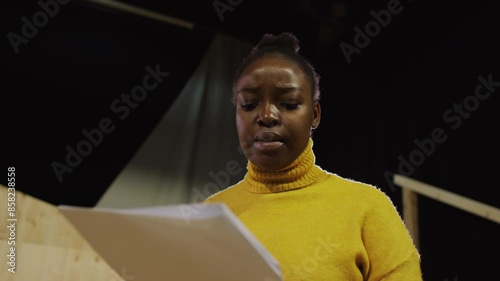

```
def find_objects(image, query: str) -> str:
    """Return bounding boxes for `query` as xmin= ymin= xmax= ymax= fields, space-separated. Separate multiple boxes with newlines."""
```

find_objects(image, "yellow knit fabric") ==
xmin=205 ymin=138 xmax=423 ymax=281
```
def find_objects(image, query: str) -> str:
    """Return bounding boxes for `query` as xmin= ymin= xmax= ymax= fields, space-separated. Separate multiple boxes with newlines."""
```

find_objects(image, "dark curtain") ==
xmin=3 ymin=1 xmax=214 ymax=207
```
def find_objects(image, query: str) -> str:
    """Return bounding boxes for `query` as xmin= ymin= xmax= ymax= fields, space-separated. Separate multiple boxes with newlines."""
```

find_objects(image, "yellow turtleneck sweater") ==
xmin=204 ymin=138 xmax=423 ymax=281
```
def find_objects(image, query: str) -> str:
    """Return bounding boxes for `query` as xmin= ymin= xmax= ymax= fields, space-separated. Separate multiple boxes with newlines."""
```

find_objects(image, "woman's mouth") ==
xmin=254 ymin=132 xmax=284 ymax=151
xmin=254 ymin=140 xmax=283 ymax=151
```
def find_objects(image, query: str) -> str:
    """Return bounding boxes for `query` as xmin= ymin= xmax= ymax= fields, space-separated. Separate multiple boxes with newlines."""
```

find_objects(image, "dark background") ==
xmin=3 ymin=0 xmax=499 ymax=280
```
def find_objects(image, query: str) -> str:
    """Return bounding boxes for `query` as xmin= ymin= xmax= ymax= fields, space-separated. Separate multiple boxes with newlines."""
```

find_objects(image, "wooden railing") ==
xmin=393 ymin=174 xmax=500 ymax=250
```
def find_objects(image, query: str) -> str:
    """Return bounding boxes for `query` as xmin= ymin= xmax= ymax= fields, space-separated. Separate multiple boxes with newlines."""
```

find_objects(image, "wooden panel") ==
xmin=0 ymin=185 xmax=125 ymax=281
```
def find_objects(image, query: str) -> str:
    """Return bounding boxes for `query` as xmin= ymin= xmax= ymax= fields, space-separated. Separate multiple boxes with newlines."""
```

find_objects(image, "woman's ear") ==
xmin=312 ymin=101 xmax=321 ymax=129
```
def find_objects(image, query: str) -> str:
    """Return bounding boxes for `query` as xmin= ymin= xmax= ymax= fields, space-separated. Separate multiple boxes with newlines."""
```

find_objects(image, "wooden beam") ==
xmin=402 ymin=188 xmax=419 ymax=250
xmin=81 ymin=0 xmax=195 ymax=30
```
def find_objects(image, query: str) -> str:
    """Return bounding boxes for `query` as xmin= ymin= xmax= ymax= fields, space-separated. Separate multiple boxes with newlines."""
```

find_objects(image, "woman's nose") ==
xmin=257 ymin=104 xmax=280 ymax=128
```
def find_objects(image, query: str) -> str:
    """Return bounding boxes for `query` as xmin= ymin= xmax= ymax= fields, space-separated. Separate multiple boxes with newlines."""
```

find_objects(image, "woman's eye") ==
xmin=240 ymin=103 xmax=257 ymax=111
xmin=282 ymin=103 xmax=299 ymax=110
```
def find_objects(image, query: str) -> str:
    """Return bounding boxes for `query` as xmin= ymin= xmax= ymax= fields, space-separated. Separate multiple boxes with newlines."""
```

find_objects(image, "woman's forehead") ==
xmin=238 ymin=57 xmax=308 ymax=86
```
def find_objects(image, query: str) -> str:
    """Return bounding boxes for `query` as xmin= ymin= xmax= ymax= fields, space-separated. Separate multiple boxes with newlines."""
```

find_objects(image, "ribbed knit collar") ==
xmin=243 ymin=138 xmax=327 ymax=193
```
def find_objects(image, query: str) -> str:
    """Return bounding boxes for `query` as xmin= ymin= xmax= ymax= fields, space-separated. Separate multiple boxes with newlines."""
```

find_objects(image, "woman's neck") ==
xmin=243 ymin=138 xmax=327 ymax=193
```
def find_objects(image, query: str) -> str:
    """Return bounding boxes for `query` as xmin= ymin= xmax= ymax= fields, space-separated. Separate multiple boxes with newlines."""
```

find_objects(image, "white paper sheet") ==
xmin=58 ymin=202 xmax=282 ymax=281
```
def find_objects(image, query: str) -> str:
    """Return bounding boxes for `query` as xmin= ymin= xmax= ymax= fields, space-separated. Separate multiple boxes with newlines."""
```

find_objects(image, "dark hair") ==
xmin=232 ymin=32 xmax=321 ymax=105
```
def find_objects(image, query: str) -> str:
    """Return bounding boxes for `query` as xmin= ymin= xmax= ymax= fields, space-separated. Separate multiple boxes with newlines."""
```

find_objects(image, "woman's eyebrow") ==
xmin=275 ymin=86 xmax=304 ymax=97
xmin=239 ymin=85 xmax=300 ymax=94
xmin=276 ymin=86 xmax=300 ymax=92
xmin=238 ymin=86 xmax=260 ymax=94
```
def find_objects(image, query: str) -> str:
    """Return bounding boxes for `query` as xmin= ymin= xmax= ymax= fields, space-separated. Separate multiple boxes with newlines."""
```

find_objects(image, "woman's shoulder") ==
xmin=321 ymin=172 xmax=394 ymax=203
xmin=203 ymin=179 xmax=245 ymax=203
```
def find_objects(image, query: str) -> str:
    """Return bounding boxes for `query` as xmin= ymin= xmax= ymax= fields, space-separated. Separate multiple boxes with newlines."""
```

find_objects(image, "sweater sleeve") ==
xmin=361 ymin=187 xmax=423 ymax=281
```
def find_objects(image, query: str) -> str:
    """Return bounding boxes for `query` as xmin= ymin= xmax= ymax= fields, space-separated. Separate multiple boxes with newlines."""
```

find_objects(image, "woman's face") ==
xmin=235 ymin=55 xmax=321 ymax=171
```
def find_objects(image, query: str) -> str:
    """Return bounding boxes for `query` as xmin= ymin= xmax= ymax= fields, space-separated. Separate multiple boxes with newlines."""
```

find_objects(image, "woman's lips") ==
xmin=254 ymin=140 xmax=284 ymax=151
xmin=253 ymin=132 xmax=284 ymax=151
xmin=255 ymin=131 xmax=283 ymax=142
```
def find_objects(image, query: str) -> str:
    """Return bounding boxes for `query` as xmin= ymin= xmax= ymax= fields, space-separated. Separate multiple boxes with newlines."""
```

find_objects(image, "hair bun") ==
xmin=252 ymin=32 xmax=300 ymax=54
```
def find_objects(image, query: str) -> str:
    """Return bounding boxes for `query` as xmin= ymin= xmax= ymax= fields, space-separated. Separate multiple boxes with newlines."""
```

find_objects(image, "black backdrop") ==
xmin=3 ymin=0 xmax=500 ymax=280
xmin=3 ymin=1 xmax=214 ymax=205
